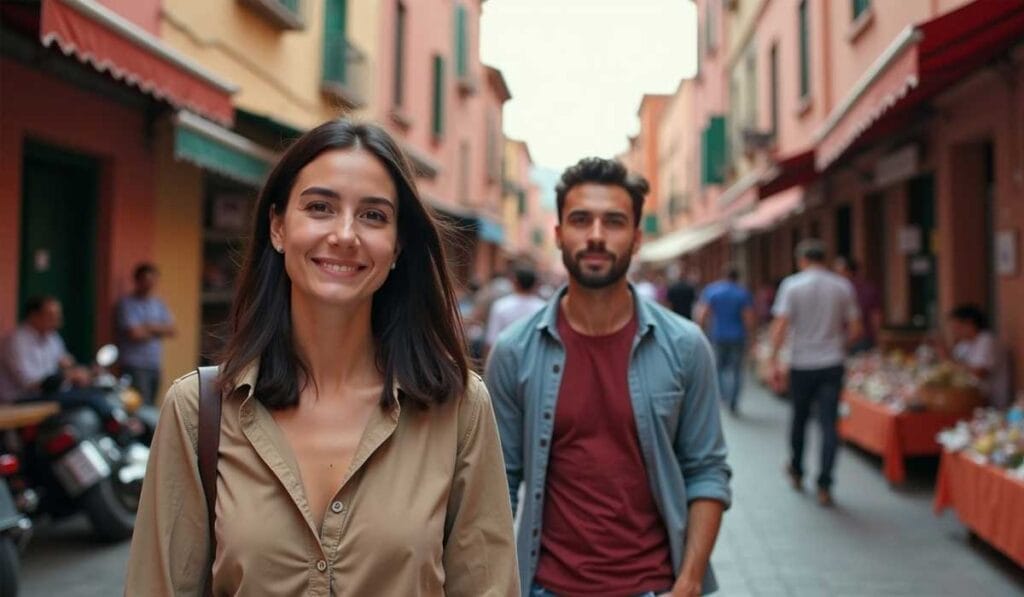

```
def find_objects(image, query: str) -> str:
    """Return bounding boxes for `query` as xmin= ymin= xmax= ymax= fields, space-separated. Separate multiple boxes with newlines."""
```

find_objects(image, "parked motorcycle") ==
xmin=1 ymin=347 xmax=150 ymax=543
xmin=93 ymin=345 xmax=159 ymax=446
xmin=0 ymin=455 xmax=32 ymax=596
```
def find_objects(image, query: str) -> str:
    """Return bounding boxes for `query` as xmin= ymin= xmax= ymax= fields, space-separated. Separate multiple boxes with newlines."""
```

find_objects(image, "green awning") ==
xmin=174 ymin=111 xmax=277 ymax=187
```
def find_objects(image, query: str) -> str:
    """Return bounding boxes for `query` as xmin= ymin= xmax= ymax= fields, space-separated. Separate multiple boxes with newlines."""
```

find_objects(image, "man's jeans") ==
xmin=713 ymin=341 xmax=745 ymax=411
xmin=788 ymin=365 xmax=845 ymax=490
xmin=531 ymin=583 xmax=658 ymax=597
xmin=122 ymin=365 xmax=161 ymax=405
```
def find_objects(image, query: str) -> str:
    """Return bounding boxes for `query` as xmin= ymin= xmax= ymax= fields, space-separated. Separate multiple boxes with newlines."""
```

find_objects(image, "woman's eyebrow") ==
xmin=298 ymin=186 xmax=341 ymax=199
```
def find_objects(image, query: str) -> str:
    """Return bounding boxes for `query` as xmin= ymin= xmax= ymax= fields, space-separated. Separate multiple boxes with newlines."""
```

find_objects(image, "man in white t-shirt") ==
xmin=485 ymin=266 xmax=546 ymax=351
xmin=769 ymin=239 xmax=861 ymax=507
xmin=947 ymin=304 xmax=996 ymax=377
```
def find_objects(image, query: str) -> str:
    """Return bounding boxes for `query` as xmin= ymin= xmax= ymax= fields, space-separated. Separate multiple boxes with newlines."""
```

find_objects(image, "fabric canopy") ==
xmin=637 ymin=222 xmax=725 ymax=264
xmin=40 ymin=0 xmax=236 ymax=125
xmin=758 ymin=149 xmax=815 ymax=199
xmin=174 ymin=111 xmax=276 ymax=187
xmin=733 ymin=187 xmax=803 ymax=233
xmin=815 ymin=0 xmax=1024 ymax=169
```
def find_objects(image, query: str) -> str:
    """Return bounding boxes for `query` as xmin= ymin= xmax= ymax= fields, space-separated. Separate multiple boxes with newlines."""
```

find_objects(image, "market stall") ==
xmin=934 ymin=406 xmax=1024 ymax=567
xmin=840 ymin=352 xmax=983 ymax=484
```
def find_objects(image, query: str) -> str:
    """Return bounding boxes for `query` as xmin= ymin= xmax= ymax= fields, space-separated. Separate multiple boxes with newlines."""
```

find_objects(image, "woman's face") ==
xmin=270 ymin=147 xmax=400 ymax=309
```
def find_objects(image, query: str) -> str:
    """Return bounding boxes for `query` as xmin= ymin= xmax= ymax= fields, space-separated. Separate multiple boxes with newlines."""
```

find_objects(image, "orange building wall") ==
xmin=0 ymin=59 xmax=156 ymax=343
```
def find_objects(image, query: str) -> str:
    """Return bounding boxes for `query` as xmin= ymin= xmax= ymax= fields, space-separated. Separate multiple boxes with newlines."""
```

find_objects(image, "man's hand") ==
xmin=658 ymin=576 xmax=701 ymax=597
xmin=66 ymin=366 xmax=91 ymax=387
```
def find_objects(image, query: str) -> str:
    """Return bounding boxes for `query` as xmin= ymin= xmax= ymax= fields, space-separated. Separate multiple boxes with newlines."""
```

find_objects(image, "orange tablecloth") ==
xmin=934 ymin=450 xmax=1024 ymax=568
xmin=838 ymin=390 xmax=968 ymax=484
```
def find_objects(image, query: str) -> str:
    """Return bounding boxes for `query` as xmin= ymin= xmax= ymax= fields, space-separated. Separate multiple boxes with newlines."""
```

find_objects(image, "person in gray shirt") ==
xmin=116 ymin=263 xmax=175 ymax=404
xmin=769 ymin=239 xmax=861 ymax=507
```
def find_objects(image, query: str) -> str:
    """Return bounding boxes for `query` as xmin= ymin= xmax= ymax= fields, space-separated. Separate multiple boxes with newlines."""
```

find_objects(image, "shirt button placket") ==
xmin=316 ymin=559 xmax=328 ymax=573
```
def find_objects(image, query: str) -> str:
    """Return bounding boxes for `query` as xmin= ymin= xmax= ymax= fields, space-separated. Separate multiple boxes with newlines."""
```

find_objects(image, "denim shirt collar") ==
xmin=535 ymin=282 xmax=657 ymax=342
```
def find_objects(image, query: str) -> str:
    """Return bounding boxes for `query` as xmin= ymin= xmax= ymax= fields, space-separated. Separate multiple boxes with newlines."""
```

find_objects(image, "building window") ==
xmin=701 ymin=116 xmax=727 ymax=185
xmin=432 ymin=55 xmax=445 ymax=139
xmin=798 ymin=0 xmax=811 ymax=100
xmin=852 ymin=0 xmax=870 ymax=20
xmin=455 ymin=4 xmax=469 ymax=79
xmin=321 ymin=0 xmax=366 ymax=108
xmin=705 ymin=0 xmax=718 ymax=54
xmin=770 ymin=43 xmax=779 ymax=136
xmin=393 ymin=1 xmax=406 ymax=108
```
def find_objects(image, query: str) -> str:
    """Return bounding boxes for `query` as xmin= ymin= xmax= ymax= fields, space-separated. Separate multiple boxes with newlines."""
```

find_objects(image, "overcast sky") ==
xmin=480 ymin=0 xmax=698 ymax=173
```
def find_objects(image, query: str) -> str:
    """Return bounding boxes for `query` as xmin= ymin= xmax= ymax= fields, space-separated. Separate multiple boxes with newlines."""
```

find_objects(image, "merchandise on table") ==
xmin=844 ymin=349 xmax=984 ymax=413
xmin=937 ymin=399 xmax=1024 ymax=479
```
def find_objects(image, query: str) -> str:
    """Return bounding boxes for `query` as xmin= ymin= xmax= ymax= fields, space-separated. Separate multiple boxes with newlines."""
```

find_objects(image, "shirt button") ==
xmin=543 ymin=411 xmax=552 ymax=420
xmin=539 ymin=439 xmax=548 ymax=447
xmin=316 ymin=560 xmax=327 ymax=572
xmin=331 ymin=501 xmax=344 ymax=513
xmin=552 ymin=364 xmax=560 ymax=373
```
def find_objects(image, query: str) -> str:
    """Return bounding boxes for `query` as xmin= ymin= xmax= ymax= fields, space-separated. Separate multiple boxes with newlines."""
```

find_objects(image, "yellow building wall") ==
xmin=159 ymin=0 xmax=378 ymax=130
xmin=153 ymin=121 xmax=203 ymax=401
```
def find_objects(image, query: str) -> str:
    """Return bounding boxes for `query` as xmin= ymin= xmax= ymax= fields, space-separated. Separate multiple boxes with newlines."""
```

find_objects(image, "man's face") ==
xmin=135 ymin=271 xmax=157 ymax=295
xmin=555 ymin=183 xmax=641 ymax=289
xmin=32 ymin=300 xmax=63 ymax=333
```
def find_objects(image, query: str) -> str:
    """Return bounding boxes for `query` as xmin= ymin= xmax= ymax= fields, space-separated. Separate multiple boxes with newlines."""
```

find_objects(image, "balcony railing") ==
xmin=321 ymin=38 xmax=367 ymax=109
xmin=239 ymin=0 xmax=304 ymax=30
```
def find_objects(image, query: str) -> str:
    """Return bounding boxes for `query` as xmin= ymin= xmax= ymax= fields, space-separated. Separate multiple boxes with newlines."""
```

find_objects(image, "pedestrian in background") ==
xmin=696 ymin=265 xmax=755 ymax=415
xmin=116 ymin=263 xmax=176 ymax=404
xmin=834 ymin=257 xmax=881 ymax=353
xmin=486 ymin=264 xmax=545 ymax=352
xmin=487 ymin=157 xmax=730 ymax=597
xmin=126 ymin=120 xmax=518 ymax=596
xmin=769 ymin=239 xmax=861 ymax=507
xmin=666 ymin=263 xmax=698 ymax=319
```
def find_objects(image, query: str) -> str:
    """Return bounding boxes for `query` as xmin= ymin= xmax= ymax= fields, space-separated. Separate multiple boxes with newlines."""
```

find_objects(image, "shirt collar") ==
xmin=231 ymin=357 xmax=404 ymax=407
xmin=536 ymin=282 xmax=655 ymax=340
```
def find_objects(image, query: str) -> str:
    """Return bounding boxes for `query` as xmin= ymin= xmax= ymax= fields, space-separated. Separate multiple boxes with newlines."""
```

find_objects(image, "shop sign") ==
xmin=874 ymin=145 xmax=919 ymax=187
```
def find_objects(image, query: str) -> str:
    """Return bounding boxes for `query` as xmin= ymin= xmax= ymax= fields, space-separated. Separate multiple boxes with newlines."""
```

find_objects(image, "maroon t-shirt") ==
xmin=534 ymin=308 xmax=674 ymax=596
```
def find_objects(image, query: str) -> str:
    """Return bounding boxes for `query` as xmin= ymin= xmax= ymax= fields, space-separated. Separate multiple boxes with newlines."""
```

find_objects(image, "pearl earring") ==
xmin=390 ymin=261 xmax=397 ymax=270
xmin=275 ymin=245 xmax=283 ymax=254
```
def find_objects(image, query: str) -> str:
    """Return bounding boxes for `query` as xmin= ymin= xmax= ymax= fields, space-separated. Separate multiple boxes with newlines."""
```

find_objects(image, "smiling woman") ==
xmin=124 ymin=120 xmax=519 ymax=596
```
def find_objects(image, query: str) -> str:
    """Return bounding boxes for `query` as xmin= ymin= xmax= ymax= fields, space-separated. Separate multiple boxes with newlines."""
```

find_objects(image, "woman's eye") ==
xmin=362 ymin=210 xmax=389 ymax=223
xmin=306 ymin=202 xmax=332 ymax=214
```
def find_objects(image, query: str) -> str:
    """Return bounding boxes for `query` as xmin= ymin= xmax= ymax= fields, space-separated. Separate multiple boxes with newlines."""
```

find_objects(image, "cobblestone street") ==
xmin=711 ymin=376 xmax=1024 ymax=597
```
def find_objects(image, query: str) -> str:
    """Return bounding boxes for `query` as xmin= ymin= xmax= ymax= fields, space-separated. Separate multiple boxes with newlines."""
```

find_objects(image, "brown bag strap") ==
xmin=196 ymin=366 xmax=222 ymax=597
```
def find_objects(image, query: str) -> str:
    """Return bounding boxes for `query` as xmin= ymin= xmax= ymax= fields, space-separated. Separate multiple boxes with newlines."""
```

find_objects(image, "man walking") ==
xmin=769 ymin=240 xmax=860 ymax=506
xmin=696 ymin=265 xmax=755 ymax=414
xmin=485 ymin=265 xmax=546 ymax=353
xmin=486 ymin=158 xmax=731 ymax=597
xmin=116 ymin=263 xmax=175 ymax=404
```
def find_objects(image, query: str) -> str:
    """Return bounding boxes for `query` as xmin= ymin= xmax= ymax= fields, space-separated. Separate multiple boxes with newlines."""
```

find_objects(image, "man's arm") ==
xmin=672 ymin=334 xmax=731 ymax=594
xmin=483 ymin=339 xmax=523 ymax=514
xmin=694 ymin=302 xmax=709 ymax=330
xmin=742 ymin=306 xmax=756 ymax=341
xmin=666 ymin=500 xmax=725 ymax=597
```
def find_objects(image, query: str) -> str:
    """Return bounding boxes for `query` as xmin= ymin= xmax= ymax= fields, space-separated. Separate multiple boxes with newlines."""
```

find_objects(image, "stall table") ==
xmin=839 ymin=390 xmax=969 ymax=484
xmin=934 ymin=450 xmax=1024 ymax=568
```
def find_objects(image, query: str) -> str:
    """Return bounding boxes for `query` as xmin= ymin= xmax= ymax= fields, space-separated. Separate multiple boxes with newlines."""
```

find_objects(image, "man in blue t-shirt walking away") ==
xmin=696 ymin=265 xmax=755 ymax=415
xmin=116 ymin=263 xmax=175 ymax=404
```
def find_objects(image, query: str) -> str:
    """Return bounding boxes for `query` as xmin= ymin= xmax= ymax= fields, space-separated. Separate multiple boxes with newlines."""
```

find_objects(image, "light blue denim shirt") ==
xmin=484 ymin=286 xmax=732 ymax=596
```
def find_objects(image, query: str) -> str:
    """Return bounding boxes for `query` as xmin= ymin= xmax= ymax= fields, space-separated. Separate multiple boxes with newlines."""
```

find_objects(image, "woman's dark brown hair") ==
xmin=218 ymin=120 xmax=468 ymax=409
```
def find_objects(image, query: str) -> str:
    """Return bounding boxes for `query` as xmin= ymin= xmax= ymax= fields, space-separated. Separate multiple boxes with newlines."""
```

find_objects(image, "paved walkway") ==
xmin=711 ymin=375 xmax=1024 ymax=596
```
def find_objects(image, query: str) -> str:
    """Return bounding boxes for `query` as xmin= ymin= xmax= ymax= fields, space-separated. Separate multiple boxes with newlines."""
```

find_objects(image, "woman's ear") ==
xmin=269 ymin=204 xmax=284 ymax=252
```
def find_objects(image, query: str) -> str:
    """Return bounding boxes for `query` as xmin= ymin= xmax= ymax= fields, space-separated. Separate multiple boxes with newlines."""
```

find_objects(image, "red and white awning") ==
xmin=40 ymin=0 xmax=237 ymax=125
xmin=815 ymin=0 xmax=1024 ymax=170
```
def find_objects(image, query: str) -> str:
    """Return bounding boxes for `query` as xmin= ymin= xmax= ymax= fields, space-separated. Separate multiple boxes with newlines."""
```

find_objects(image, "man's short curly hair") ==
xmin=555 ymin=157 xmax=649 ymax=228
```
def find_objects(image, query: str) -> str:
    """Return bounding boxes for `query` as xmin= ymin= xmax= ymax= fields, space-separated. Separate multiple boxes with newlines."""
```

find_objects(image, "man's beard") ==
xmin=562 ymin=247 xmax=632 ymax=289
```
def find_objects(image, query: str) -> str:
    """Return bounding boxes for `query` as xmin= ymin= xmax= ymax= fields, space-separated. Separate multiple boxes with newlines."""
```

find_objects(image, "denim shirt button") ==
xmin=543 ymin=411 xmax=552 ymax=420
xmin=539 ymin=438 xmax=548 ymax=448
xmin=552 ymin=364 xmax=560 ymax=373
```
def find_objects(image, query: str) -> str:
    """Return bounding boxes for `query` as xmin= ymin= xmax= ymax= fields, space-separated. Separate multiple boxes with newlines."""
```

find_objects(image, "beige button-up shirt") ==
xmin=124 ymin=363 xmax=518 ymax=596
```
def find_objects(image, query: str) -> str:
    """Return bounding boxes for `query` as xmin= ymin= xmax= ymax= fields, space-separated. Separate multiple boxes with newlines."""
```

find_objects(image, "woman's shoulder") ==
xmin=159 ymin=370 xmax=202 ymax=448
xmin=450 ymin=373 xmax=492 ymax=449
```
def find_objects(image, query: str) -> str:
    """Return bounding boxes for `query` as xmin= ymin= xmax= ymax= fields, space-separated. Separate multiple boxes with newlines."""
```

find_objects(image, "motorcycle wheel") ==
xmin=81 ymin=478 xmax=136 ymax=542
xmin=0 ymin=535 xmax=19 ymax=597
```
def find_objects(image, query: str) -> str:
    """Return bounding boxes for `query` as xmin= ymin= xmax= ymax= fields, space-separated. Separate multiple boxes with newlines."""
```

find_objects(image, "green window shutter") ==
xmin=280 ymin=0 xmax=300 ymax=13
xmin=701 ymin=116 xmax=727 ymax=185
xmin=323 ymin=0 xmax=349 ymax=84
xmin=643 ymin=213 xmax=659 ymax=235
xmin=432 ymin=55 xmax=445 ymax=138
xmin=532 ymin=229 xmax=544 ymax=248
xmin=852 ymin=0 xmax=870 ymax=20
xmin=455 ymin=4 xmax=468 ymax=79
xmin=517 ymin=190 xmax=527 ymax=215
xmin=798 ymin=0 xmax=810 ymax=98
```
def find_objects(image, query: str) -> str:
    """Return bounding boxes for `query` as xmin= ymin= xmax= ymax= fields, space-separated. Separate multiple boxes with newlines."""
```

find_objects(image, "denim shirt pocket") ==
xmin=650 ymin=390 xmax=684 ymax=430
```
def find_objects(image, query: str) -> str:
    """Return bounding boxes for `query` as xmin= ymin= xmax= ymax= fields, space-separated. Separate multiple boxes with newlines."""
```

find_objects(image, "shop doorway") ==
xmin=906 ymin=174 xmax=938 ymax=328
xmin=18 ymin=141 xmax=99 ymax=363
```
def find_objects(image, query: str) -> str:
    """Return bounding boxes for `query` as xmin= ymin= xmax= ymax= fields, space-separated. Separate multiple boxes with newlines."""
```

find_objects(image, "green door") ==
xmin=18 ymin=142 xmax=99 ymax=363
